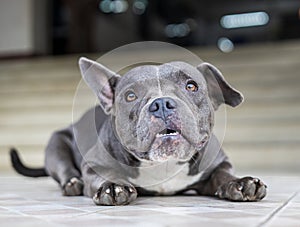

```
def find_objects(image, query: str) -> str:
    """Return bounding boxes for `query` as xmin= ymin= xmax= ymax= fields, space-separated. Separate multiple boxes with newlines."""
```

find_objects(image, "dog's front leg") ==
xmin=196 ymin=161 xmax=267 ymax=201
xmin=81 ymin=161 xmax=137 ymax=206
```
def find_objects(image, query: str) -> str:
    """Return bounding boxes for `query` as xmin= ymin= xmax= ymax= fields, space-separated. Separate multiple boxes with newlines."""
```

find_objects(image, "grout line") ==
xmin=68 ymin=207 xmax=116 ymax=218
xmin=255 ymin=190 xmax=299 ymax=227
xmin=0 ymin=193 xmax=104 ymax=222
xmin=20 ymin=194 xmax=93 ymax=213
xmin=0 ymin=205 xmax=67 ymax=227
xmin=68 ymin=197 xmax=155 ymax=218
xmin=20 ymin=194 xmax=121 ymax=217
xmin=0 ymin=205 xmax=29 ymax=217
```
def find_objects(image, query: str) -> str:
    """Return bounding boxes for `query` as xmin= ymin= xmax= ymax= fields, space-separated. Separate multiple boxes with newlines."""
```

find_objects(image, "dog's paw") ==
xmin=62 ymin=177 xmax=84 ymax=196
xmin=93 ymin=182 xmax=137 ymax=206
xmin=215 ymin=177 xmax=267 ymax=202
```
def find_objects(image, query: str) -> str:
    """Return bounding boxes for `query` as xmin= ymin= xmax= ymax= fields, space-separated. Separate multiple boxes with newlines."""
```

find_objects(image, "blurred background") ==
xmin=1 ymin=0 xmax=300 ymax=56
xmin=0 ymin=0 xmax=300 ymax=174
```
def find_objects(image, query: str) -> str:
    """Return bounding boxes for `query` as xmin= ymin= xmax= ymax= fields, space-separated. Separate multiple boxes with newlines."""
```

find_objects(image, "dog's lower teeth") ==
xmin=156 ymin=132 xmax=178 ymax=137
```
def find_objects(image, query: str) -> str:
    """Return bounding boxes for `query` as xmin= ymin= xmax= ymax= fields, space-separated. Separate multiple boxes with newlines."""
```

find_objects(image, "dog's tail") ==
xmin=10 ymin=148 xmax=48 ymax=177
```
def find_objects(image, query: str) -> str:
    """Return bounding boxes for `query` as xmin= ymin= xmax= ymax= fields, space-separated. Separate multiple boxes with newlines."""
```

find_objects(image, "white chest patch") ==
xmin=128 ymin=160 xmax=203 ymax=195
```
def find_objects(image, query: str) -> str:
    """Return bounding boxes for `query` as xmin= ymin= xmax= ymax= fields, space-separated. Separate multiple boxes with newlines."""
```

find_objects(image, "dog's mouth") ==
xmin=131 ymin=125 xmax=209 ymax=162
xmin=155 ymin=128 xmax=181 ymax=138
xmin=150 ymin=127 xmax=185 ymax=155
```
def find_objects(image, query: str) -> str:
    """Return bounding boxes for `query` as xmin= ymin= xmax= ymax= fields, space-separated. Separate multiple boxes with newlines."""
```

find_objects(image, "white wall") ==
xmin=0 ymin=0 xmax=34 ymax=56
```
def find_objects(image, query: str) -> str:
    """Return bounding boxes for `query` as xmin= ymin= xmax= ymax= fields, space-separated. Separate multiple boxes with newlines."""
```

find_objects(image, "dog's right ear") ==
xmin=79 ymin=57 xmax=121 ymax=114
xmin=197 ymin=62 xmax=244 ymax=110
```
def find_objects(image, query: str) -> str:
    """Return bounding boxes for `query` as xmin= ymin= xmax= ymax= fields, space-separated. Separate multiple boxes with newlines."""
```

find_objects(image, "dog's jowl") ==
xmin=10 ymin=57 xmax=267 ymax=205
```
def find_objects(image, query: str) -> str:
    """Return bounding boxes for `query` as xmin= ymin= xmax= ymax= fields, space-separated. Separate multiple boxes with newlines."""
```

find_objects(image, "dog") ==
xmin=10 ymin=57 xmax=267 ymax=205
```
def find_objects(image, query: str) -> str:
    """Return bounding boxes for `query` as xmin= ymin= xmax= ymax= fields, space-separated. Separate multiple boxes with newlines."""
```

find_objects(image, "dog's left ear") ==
xmin=197 ymin=62 xmax=244 ymax=110
xmin=79 ymin=57 xmax=121 ymax=114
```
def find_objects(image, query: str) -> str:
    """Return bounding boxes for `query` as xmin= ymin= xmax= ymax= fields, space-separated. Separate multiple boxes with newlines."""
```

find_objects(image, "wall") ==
xmin=0 ymin=0 xmax=34 ymax=56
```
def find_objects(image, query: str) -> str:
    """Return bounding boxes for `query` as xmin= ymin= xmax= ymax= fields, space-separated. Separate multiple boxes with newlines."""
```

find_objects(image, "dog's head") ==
xmin=79 ymin=58 xmax=243 ymax=162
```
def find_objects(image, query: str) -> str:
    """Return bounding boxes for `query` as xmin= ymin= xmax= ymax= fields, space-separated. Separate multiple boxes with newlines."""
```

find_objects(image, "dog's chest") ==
xmin=128 ymin=161 xmax=203 ymax=195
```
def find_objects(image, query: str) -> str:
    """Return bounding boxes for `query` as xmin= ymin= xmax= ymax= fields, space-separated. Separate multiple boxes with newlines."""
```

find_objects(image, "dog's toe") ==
xmin=63 ymin=177 xmax=83 ymax=196
xmin=93 ymin=182 xmax=137 ymax=206
xmin=216 ymin=177 xmax=267 ymax=202
xmin=216 ymin=181 xmax=244 ymax=201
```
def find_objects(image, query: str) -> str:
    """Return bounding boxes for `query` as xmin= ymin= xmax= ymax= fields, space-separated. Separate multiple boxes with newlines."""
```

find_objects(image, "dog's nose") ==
xmin=149 ymin=97 xmax=177 ymax=119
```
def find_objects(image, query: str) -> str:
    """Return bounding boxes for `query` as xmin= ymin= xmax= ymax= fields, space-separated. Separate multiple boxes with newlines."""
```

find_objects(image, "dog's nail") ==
xmin=253 ymin=178 xmax=259 ymax=183
xmin=114 ymin=186 xmax=122 ymax=194
xmin=67 ymin=182 xmax=72 ymax=187
xmin=237 ymin=185 xmax=243 ymax=191
xmin=93 ymin=193 xmax=99 ymax=202
xmin=105 ymin=188 xmax=111 ymax=194
xmin=257 ymin=180 xmax=264 ymax=186
xmin=129 ymin=187 xmax=134 ymax=193
xmin=70 ymin=178 xmax=77 ymax=183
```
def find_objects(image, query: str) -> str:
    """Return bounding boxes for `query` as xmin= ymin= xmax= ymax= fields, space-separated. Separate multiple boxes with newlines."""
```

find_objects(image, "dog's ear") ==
xmin=197 ymin=62 xmax=244 ymax=110
xmin=79 ymin=57 xmax=121 ymax=114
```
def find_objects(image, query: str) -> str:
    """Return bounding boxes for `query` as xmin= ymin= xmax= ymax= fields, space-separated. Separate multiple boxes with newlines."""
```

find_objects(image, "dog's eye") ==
xmin=186 ymin=81 xmax=198 ymax=92
xmin=125 ymin=91 xmax=137 ymax=102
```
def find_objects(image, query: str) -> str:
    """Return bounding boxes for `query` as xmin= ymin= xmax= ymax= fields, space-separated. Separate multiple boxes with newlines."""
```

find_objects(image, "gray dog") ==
xmin=11 ymin=57 xmax=267 ymax=205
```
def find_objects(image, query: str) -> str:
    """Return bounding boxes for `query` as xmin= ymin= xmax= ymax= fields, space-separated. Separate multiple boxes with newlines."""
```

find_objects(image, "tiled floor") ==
xmin=0 ymin=174 xmax=299 ymax=227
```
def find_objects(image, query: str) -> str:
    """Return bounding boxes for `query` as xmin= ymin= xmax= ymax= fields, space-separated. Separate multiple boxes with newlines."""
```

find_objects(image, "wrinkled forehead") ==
xmin=116 ymin=62 xmax=205 ymax=91
xmin=117 ymin=65 xmax=159 ymax=88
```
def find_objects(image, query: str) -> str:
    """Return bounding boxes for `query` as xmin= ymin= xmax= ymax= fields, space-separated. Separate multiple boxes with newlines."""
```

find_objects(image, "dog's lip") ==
xmin=195 ymin=134 xmax=209 ymax=149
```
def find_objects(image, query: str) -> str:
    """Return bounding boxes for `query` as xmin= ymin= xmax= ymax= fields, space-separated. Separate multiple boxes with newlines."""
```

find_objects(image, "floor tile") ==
xmin=0 ymin=175 xmax=299 ymax=226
